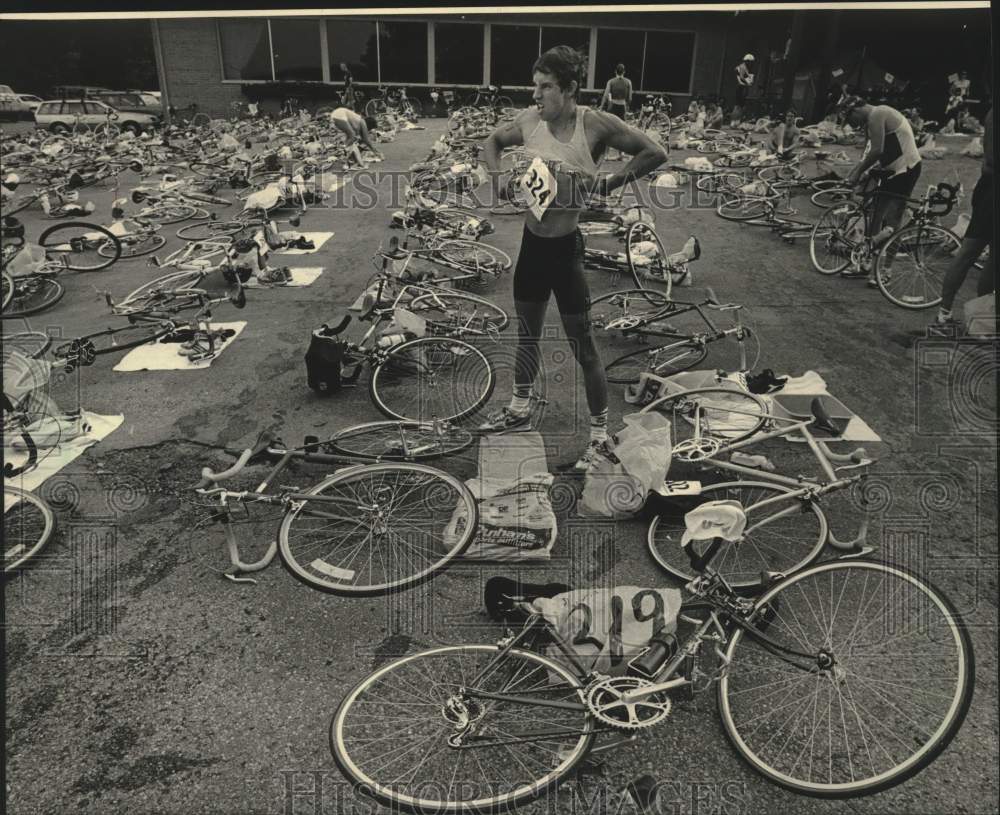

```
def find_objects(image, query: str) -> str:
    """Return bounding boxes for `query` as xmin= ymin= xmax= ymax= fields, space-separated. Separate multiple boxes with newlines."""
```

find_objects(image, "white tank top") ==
xmin=523 ymin=105 xmax=601 ymax=181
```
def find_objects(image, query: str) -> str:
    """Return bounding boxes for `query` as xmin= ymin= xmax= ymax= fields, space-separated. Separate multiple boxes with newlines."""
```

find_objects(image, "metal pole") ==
xmin=780 ymin=10 xmax=806 ymax=112
xmin=151 ymin=19 xmax=170 ymax=126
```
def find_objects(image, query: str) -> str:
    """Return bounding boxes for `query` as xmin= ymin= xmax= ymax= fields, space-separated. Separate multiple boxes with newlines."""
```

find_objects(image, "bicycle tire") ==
xmin=55 ymin=321 xmax=174 ymax=358
xmin=648 ymin=481 xmax=827 ymax=589
xmin=605 ymin=340 xmax=708 ymax=385
xmin=37 ymin=221 xmax=121 ymax=271
xmin=589 ymin=287 xmax=673 ymax=332
xmin=2 ymin=331 xmax=52 ymax=360
xmin=175 ymin=221 xmax=243 ymax=242
xmin=640 ymin=386 xmax=768 ymax=445
xmin=1 ymin=276 xmax=65 ymax=319
xmin=326 ymin=421 xmax=474 ymax=461
xmin=365 ymin=99 xmax=387 ymax=118
xmin=408 ymin=290 xmax=509 ymax=336
xmin=757 ymin=164 xmax=802 ymax=183
xmin=181 ymin=190 xmax=233 ymax=207
xmin=115 ymin=271 xmax=206 ymax=310
xmin=875 ymin=224 xmax=956 ymax=310
xmin=370 ymin=336 xmax=495 ymax=424
xmin=720 ymin=559 xmax=974 ymax=797
xmin=2 ymin=272 xmax=14 ymax=311
xmin=810 ymin=187 xmax=853 ymax=208
xmin=99 ymin=232 xmax=166 ymax=260
xmin=4 ymin=487 xmax=56 ymax=576
xmin=190 ymin=113 xmax=212 ymax=129
xmin=431 ymin=207 xmax=493 ymax=240
xmin=330 ymin=644 xmax=595 ymax=813
xmin=626 ymin=221 xmax=672 ymax=295
xmin=717 ymin=193 xmax=774 ymax=221
xmin=278 ymin=462 xmax=478 ymax=596
xmin=436 ymin=239 xmax=512 ymax=279
xmin=143 ymin=204 xmax=199 ymax=225
xmin=810 ymin=202 xmax=864 ymax=275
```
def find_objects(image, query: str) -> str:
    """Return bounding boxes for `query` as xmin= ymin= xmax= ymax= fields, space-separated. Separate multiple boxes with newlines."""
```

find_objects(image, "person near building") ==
xmin=329 ymin=107 xmax=383 ymax=168
xmin=600 ymin=63 xmax=633 ymax=160
xmin=768 ymin=108 xmax=801 ymax=158
xmin=732 ymin=53 xmax=756 ymax=121
xmin=840 ymin=93 xmax=922 ymax=283
xmin=936 ymin=105 xmax=994 ymax=325
xmin=481 ymin=45 xmax=668 ymax=470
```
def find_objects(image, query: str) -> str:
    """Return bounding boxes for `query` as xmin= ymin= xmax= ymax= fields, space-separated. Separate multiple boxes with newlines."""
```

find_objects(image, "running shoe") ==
xmin=477 ymin=406 xmax=532 ymax=433
xmin=574 ymin=439 xmax=606 ymax=472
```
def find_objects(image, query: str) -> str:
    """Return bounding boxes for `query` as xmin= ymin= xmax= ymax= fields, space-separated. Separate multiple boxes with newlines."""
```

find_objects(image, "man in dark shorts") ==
xmin=937 ymin=105 xmax=994 ymax=324
xmin=481 ymin=46 xmax=667 ymax=470
xmin=600 ymin=64 xmax=633 ymax=160
xmin=841 ymin=93 xmax=923 ymax=282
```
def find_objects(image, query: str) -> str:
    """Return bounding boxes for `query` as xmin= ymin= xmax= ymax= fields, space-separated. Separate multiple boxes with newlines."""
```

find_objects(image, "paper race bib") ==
xmin=520 ymin=157 xmax=557 ymax=220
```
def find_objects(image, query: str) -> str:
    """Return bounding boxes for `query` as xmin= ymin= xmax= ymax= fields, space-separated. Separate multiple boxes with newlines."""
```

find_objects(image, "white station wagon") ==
xmin=33 ymin=98 xmax=160 ymax=133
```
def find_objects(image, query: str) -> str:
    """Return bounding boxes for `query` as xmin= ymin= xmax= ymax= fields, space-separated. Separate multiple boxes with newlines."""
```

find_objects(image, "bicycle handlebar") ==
xmin=197 ymin=449 xmax=253 ymax=489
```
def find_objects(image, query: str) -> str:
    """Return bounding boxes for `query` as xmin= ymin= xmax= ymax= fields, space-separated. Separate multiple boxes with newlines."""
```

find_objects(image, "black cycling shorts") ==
xmin=513 ymin=226 xmax=589 ymax=314
xmin=609 ymin=103 xmax=627 ymax=120
xmin=966 ymin=172 xmax=994 ymax=243
xmin=878 ymin=162 xmax=922 ymax=204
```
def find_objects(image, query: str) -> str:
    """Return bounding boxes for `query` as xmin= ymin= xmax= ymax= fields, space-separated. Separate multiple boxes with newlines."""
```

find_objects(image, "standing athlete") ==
xmin=840 ymin=94 xmax=922 ymax=282
xmin=732 ymin=54 xmax=756 ymax=122
xmin=600 ymin=64 xmax=633 ymax=161
xmin=481 ymin=46 xmax=668 ymax=470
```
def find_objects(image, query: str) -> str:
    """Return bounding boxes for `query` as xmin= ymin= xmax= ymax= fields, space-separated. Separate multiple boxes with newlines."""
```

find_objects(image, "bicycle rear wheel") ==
xmin=810 ymin=187 xmax=852 ymax=208
xmin=330 ymin=644 xmax=595 ymax=813
xmin=648 ymin=481 xmax=827 ymax=589
xmin=37 ymin=222 xmax=121 ymax=271
xmin=640 ymin=386 xmax=768 ymax=445
xmin=720 ymin=559 xmax=973 ymax=796
xmin=810 ymin=202 xmax=864 ymax=275
xmin=717 ymin=193 xmax=773 ymax=221
xmin=278 ymin=462 xmax=477 ymax=596
xmin=408 ymin=290 xmax=509 ymax=337
xmin=370 ymin=336 xmax=495 ymax=424
xmin=875 ymin=224 xmax=957 ymax=309
xmin=1 ymin=276 xmax=65 ymax=319
xmin=326 ymin=421 xmax=474 ymax=461
xmin=4 ymin=487 xmax=56 ymax=575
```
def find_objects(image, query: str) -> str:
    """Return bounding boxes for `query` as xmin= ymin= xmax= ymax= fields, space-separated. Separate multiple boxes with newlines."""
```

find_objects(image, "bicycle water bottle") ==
xmin=377 ymin=333 xmax=408 ymax=350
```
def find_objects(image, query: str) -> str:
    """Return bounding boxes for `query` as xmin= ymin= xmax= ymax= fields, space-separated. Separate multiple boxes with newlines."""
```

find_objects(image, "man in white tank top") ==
xmin=841 ymin=93 xmax=922 ymax=282
xmin=481 ymin=45 xmax=668 ymax=471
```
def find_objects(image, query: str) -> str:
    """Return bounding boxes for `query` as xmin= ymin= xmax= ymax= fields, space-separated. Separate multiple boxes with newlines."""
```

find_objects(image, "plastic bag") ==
xmin=219 ymin=133 xmax=239 ymax=151
xmin=581 ymin=411 xmax=672 ymax=518
xmin=243 ymin=185 xmax=282 ymax=212
xmin=683 ymin=156 xmax=713 ymax=173
xmin=6 ymin=242 xmax=47 ymax=278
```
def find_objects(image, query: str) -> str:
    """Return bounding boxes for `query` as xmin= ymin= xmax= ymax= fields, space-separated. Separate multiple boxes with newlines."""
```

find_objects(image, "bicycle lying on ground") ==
xmin=329 ymin=495 xmax=972 ymax=812
xmin=191 ymin=423 xmax=477 ymax=594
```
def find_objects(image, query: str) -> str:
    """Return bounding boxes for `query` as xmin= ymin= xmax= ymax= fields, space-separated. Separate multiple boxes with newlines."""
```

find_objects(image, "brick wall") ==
xmin=157 ymin=19 xmax=246 ymax=118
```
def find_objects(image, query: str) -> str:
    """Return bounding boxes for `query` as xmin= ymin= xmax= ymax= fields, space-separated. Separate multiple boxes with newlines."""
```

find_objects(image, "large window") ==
xmin=435 ymin=22 xmax=483 ymax=85
xmin=642 ymin=31 xmax=696 ymax=93
xmin=219 ymin=19 xmax=272 ymax=81
xmin=540 ymin=26 xmax=590 ymax=62
xmin=490 ymin=25 xmax=540 ymax=88
xmin=379 ymin=21 xmax=427 ymax=84
xmin=270 ymin=19 xmax=322 ymax=81
xmin=594 ymin=28 xmax=645 ymax=90
xmin=327 ymin=19 xmax=378 ymax=83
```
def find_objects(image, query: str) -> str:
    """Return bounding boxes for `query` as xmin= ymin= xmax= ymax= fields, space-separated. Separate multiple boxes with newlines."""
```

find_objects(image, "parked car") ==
xmin=93 ymin=90 xmax=164 ymax=118
xmin=33 ymin=98 xmax=160 ymax=133
xmin=17 ymin=94 xmax=43 ymax=111
xmin=0 ymin=84 xmax=33 ymax=120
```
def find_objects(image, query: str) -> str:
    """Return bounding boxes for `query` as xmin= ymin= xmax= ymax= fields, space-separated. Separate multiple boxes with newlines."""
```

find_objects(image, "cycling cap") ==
xmin=742 ymin=54 xmax=755 ymax=61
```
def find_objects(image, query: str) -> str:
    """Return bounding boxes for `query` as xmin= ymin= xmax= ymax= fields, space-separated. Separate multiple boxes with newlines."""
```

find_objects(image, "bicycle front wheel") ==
xmin=810 ymin=202 xmax=864 ymax=275
xmin=326 ymin=421 xmax=474 ymax=461
xmin=330 ymin=644 xmax=595 ymax=813
xmin=370 ymin=337 xmax=495 ymax=423
xmin=875 ymin=224 xmax=957 ymax=309
xmin=626 ymin=221 xmax=672 ymax=295
xmin=100 ymin=231 xmax=166 ymax=260
xmin=408 ymin=290 xmax=509 ymax=337
xmin=605 ymin=340 xmax=708 ymax=385
xmin=38 ymin=222 xmax=121 ymax=271
xmin=720 ymin=559 xmax=974 ymax=796
xmin=1 ymin=276 xmax=65 ymax=319
xmin=640 ymin=386 xmax=768 ymax=445
xmin=5 ymin=487 xmax=57 ymax=575
xmin=648 ymin=481 xmax=827 ymax=588
xmin=278 ymin=463 xmax=477 ymax=596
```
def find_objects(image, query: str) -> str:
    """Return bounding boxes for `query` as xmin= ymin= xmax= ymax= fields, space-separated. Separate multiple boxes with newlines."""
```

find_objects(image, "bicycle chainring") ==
xmin=584 ymin=677 xmax=672 ymax=730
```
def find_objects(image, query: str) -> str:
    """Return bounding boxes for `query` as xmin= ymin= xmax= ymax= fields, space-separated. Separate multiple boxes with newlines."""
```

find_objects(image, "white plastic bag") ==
xmin=683 ymin=156 xmax=713 ymax=173
xmin=6 ymin=242 xmax=47 ymax=277
xmin=581 ymin=412 xmax=672 ymax=518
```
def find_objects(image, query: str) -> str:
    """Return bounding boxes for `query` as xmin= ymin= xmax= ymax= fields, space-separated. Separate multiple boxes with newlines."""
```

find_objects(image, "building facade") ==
xmin=153 ymin=11 xmax=792 ymax=117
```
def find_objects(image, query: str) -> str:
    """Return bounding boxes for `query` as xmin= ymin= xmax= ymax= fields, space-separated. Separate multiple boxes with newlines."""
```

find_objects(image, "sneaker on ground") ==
xmin=477 ymin=406 xmax=532 ymax=433
xmin=574 ymin=439 xmax=606 ymax=472
xmin=840 ymin=266 xmax=869 ymax=278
